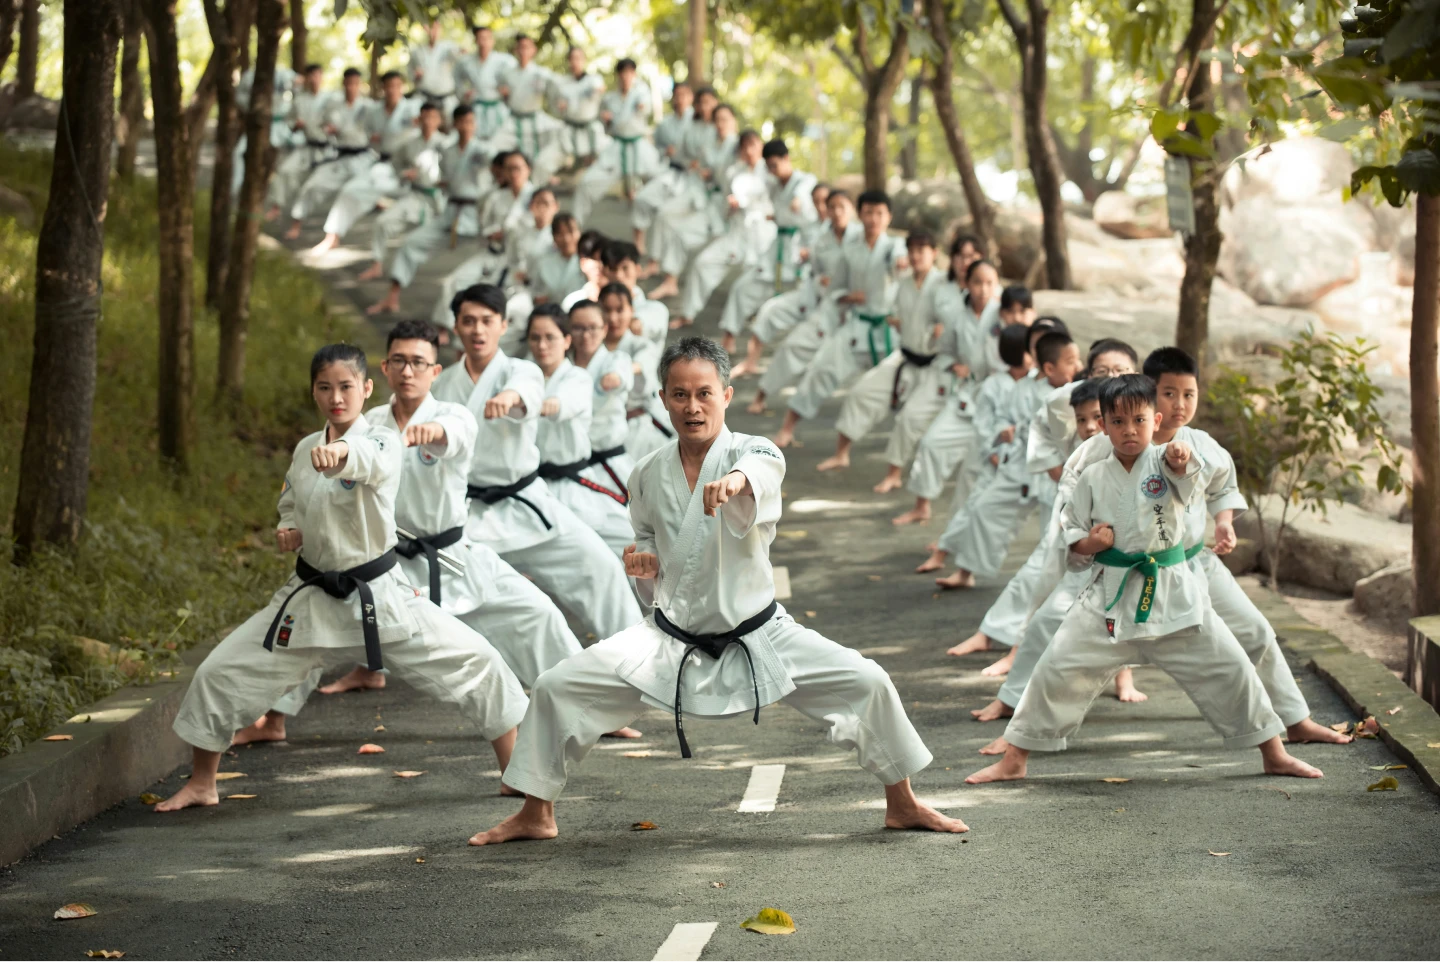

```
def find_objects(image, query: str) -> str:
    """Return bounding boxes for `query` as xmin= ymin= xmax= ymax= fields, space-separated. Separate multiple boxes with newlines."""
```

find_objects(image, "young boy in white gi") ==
xmin=284 ymin=68 xmax=375 ymax=240
xmin=458 ymin=25 xmax=515 ymax=139
xmin=467 ymin=337 xmax=969 ymax=846
xmin=499 ymin=36 xmax=559 ymax=179
xmin=631 ymin=82 xmax=694 ymax=257
xmin=155 ymin=344 xmax=529 ymax=811
xmin=350 ymin=100 xmax=448 ymax=280
xmin=573 ymin=58 xmax=656 ymax=223
xmin=548 ymin=46 xmax=607 ymax=176
xmin=409 ymin=19 xmax=461 ymax=122
xmin=264 ymin=63 xmax=328 ymax=220
xmin=965 ymin=375 xmax=1324 ymax=784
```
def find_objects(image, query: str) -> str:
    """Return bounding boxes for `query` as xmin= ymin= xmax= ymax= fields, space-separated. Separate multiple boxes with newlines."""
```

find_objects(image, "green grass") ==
xmin=0 ymin=143 xmax=381 ymax=756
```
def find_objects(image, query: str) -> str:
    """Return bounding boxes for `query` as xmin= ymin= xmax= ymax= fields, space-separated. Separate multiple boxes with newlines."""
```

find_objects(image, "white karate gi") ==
xmin=174 ymin=415 xmax=528 ymax=752
xmin=290 ymin=94 xmax=377 ymax=221
xmin=432 ymin=353 xmax=642 ymax=641
xmin=457 ymin=50 xmax=517 ymax=138
xmin=630 ymin=107 xmax=692 ymax=232
xmin=647 ymin=128 xmax=734 ymax=279
xmin=233 ymin=65 xmax=296 ymax=196
xmin=786 ymin=232 xmax=906 ymax=420
xmin=365 ymin=129 xmax=448 ymax=265
xmin=500 ymin=429 xmax=934 ymax=800
xmin=678 ymin=159 xmax=773 ymax=320
xmin=612 ymin=332 xmax=671 ymax=461
xmin=266 ymin=88 xmax=331 ymax=211
xmin=501 ymin=61 xmax=560 ymax=172
xmin=574 ymin=82 xmax=658 ymax=224
xmin=833 ymin=268 xmax=947 ymax=465
xmin=551 ymin=71 xmax=607 ymax=161
xmin=430 ymin=182 xmax=536 ymax=334
xmin=409 ymin=38 xmax=461 ymax=118
xmin=632 ymin=287 xmax=671 ymax=347
xmin=717 ymin=168 xmax=820 ymax=336
xmin=575 ymin=344 xmax=638 ymax=489
xmin=320 ymin=98 xmax=424 ymax=240
xmin=1004 ymin=444 xmax=1285 ymax=752
xmin=388 ymin=135 xmax=490 ymax=289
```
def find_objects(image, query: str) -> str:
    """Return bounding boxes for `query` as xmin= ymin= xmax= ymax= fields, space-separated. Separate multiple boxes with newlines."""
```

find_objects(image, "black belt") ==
xmin=305 ymin=139 xmax=329 ymax=149
xmin=669 ymin=160 xmax=686 ymax=172
xmin=654 ymin=600 xmax=778 ymax=758
xmin=411 ymin=88 xmax=455 ymax=99
xmin=394 ymin=525 xmax=464 ymax=605
xmin=262 ymin=550 xmax=398 ymax=671
xmin=448 ymin=196 xmax=478 ymax=206
xmin=467 ymin=471 xmax=552 ymax=529
xmin=651 ymin=416 xmax=673 ymax=439
xmin=893 ymin=348 xmax=937 ymax=409
xmin=336 ymin=145 xmax=369 ymax=156
xmin=539 ymin=456 xmax=627 ymax=506
xmin=378 ymin=151 xmax=392 ymax=162
xmin=587 ymin=445 xmax=630 ymax=503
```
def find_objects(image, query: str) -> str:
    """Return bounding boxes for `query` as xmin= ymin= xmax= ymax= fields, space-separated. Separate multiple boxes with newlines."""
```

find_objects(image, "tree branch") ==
xmin=829 ymin=37 xmax=865 ymax=82
xmin=854 ymin=14 xmax=876 ymax=78
xmin=537 ymin=0 xmax=571 ymax=49
xmin=995 ymin=0 xmax=1026 ymax=38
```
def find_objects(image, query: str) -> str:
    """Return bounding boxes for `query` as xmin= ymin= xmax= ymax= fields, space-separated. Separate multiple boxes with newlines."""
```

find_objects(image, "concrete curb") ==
xmin=0 ymin=640 xmax=217 ymax=867
xmin=1243 ymin=582 xmax=1440 ymax=796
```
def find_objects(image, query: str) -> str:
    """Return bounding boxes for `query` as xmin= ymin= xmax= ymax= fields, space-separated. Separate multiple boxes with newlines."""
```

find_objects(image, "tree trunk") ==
xmin=115 ymin=0 xmax=144 ymax=179
xmin=0 ymin=0 xmax=22 ymax=81
xmin=368 ymin=38 xmax=381 ymax=97
xmin=218 ymin=0 xmax=281 ymax=401
xmin=899 ymin=69 xmax=921 ymax=181
xmin=143 ymin=0 xmax=196 ymax=469
xmin=860 ymin=21 xmax=909 ymax=192
xmin=686 ymin=0 xmax=705 ymax=85
xmin=924 ymin=0 xmax=995 ymax=255
xmin=1013 ymin=2 xmax=1070 ymax=289
xmin=16 ymin=0 xmax=38 ymax=97
xmin=1173 ymin=0 xmax=1219 ymax=374
xmin=287 ymin=0 xmax=304 ymax=73
xmin=1412 ymin=193 xmax=1440 ymax=618
xmin=204 ymin=0 xmax=241 ymax=309
xmin=12 ymin=0 xmax=124 ymax=559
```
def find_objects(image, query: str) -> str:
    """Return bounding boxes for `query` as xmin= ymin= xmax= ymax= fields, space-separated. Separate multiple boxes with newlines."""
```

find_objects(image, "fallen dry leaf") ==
xmin=1428 ymin=742 xmax=1440 ymax=749
xmin=621 ymin=750 xmax=652 ymax=758
xmin=415 ymin=858 xmax=425 ymax=864
xmin=138 ymin=793 xmax=162 ymax=805
xmin=213 ymin=772 xmax=246 ymax=781
xmin=393 ymin=771 xmax=427 ymax=778
xmin=358 ymin=744 xmax=386 ymax=754
xmin=54 ymin=903 xmax=97 ymax=920
xmin=711 ymin=881 xmax=727 ymax=888
xmin=1386 ymin=706 xmax=1403 ymax=715
xmin=1208 ymin=850 xmax=1231 ymax=857
xmin=43 ymin=734 xmax=74 ymax=742
xmin=867 ymin=575 xmax=883 ymax=582
xmin=630 ymin=821 xmax=659 ymax=831
xmin=1267 ymin=788 xmax=1292 ymax=800
xmin=84 ymin=951 xmax=124 ymax=959
xmin=1329 ymin=722 xmax=1350 ymax=733
xmin=1367 ymin=776 xmax=1400 ymax=792
xmin=741 ymin=907 xmax=796 ymax=936
xmin=374 ymin=725 xmax=386 ymax=732
xmin=804 ymin=610 xmax=817 ymax=618
xmin=1369 ymin=764 xmax=1407 ymax=771
xmin=226 ymin=794 xmax=257 ymax=800
xmin=1100 ymin=777 xmax=1130 ymax=784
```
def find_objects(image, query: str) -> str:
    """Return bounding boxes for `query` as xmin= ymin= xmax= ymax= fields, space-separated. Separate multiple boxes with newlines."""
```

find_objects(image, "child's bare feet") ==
xmin=978 ymin=734 xmax=1009 ymax=755
xmin=915 ymin=549 xmax=947 ymax=574
xmin=650 ymin=275 xmax=680 ymax=300
xmin=468 ymin=797 xmax=559 ymax=845
xmin=980 ymin=648 xmax=1016 ymax=676
xmin=356 ymin=261 xmax=385 ymax=282
xmin=872 ymin=469 xmax=904 ymax=494
xmin=816 ymin=453 xmax=849 ymax=472
xmin=153 ymin=781 xmax=220 ymax=812
xmin=1286 ymin=718 xmax=1354 ymax=744
xmin=947 ymin=631 xmax=992 ymax=657
xmin=745 ymin=393 xmax=768 ymax=415
xmin=231 ymin=710 xmax=287 ymax=745
xmin=935 ymin=569 xmax=974 ymax=589
xmin=602 ymin=727 xmax=643 ymax=739
xmin=283 ymin=220 xmax=302 ymax=240
xmin=772 ymin=427 xmax=796 ymax=449
xmin=965 ymin=744 xmax=1029 ymax=783
xmin=730 ymin=359 xmax=757 ymax=379
xmin=667 ymin=314 xmax=691 ymax=330
xmin=1259 ymin=737 xmax=1323 ymax=778
xmin=970 ymin=698 xmax=1013 ymax=722
xmin=366 ymin=288 xmax=402 ymax=316
xmin=319 ymin=666 xmax=387 ymax=694
xmin=720 ymin=332 xmax=736 ymax=353
xmin=892 ymin=501 xmax=931 ymax=526
xmin=263 ymin=204 xmax=281 ymax=222
xmin=310 ymin=233 xmax=340 ymax=255
xmin=1114 ymin=668 xmax=1147 ymax=703
xmin=882 ymin=779 xmax=968 ymax=833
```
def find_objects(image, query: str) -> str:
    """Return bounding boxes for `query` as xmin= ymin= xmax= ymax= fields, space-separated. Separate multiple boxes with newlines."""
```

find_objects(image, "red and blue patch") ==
xmin=417 ymin=448 xmax=439 ymax=466
xmin=340 ymin=478 xmax=357 ymax=490
xmin=1140 ymin=474 xmax=1168 ymax=499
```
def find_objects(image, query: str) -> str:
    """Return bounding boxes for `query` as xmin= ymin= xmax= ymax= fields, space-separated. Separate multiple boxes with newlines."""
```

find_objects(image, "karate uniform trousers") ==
xmin=267 ymin=142 xmax=328 ymax=212
xmin=834 ymin=351 xmax=948 ymax=468
xmin=291 ymin=152 xmax=376 ymax=221
xmin=679 ymin=220 xmax=773 ymax=321
xmin=717 ymin=229 xmax=805 ymax=337
xmin=905 ymin=399 xmax=985 ymax=508
xmin=389 ymin=199 xmax=479 ymax=289
xmin=648 ymin=191 xmax=717 ymax=279
xmin=322 ymin=161 xmax=407 ymax=241
xmin=573 ymin=136 xmax=659 ymax=225
xmin=938 ymin=469 xmax=1055 ymax=580
xmin=368 ymin=188 xmax=444 ymax=266
xmin=501 ymin=611 xmax=934 ymax=800
xmin=786 ymin=318 xmax=891 ymax=421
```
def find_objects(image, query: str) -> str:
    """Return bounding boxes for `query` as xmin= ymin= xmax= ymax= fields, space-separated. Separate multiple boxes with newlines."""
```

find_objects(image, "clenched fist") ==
xmin=484 ymin=389 xmax=523 ymax=420
xmin=623 ymin=543 xmax=659 ymax=579
xmin=600 ymin=372 xmax=623 ymax=391
xmin=404 ymin=421 xmax=447 ymax=447
xmin=541 ymin=397 xmax=562 ymax=417
xmin=703 ymin=470 xmax=749 ymax=517
xmin=310 ymin=440 xmax=350 ymax=472
xmin=1213 ymin=519 xmax=1237 ymax=556
xmin=276 ymin=528 xmax=303 ymax=552
xmin=1164 ymin=439 xmax=1192 ymax=473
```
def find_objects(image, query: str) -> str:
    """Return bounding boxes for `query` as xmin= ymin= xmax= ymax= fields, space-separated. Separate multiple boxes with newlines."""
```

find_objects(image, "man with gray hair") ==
xmin=469 ymin=336 xmax=968 ymax=846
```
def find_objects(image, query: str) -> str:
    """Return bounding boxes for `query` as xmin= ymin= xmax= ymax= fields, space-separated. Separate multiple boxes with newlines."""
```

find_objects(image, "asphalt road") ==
xmin=3 ymin=196 xmax=1439 ymax=961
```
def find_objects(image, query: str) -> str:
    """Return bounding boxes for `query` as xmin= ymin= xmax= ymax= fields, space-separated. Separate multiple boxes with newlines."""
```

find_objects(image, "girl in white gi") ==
xmin=457 ymin=25 xmax=515 ymax=140
xmin=569 ymin=299 xmax=638 ymax=490
xmin=772 ymin=189 xmax=906 ymax=450
xmin=348 ymin=101 xmax=447 ymax=281
xmin=600 ymin=283 xmax=670 ymax=461
xmin=646 ymin=94 xmax=731 ymax=302
xmin=891 ymin=258 xmax=1007 ymax=526
xmin=155 ymin=344 xmax=529 ymax=812
xmin=526 ymin=212 xmax=585 ymax=307
xmin=310 ymin=72 xmax=425 ymax=256
xmin=528 ymin=304 xmax=635 ymax=556
xmin=740 ymin=190 xmax=859 ymax=410
xmin=574 ymin=58 xmax=657 ymax=224
xmin=367 ymin=105 xmax=489 ymax=317
xmin=730 ymin=181 xmax=831 ymax=380
xmin=599 ymin=241 xmax=669 ymax=343
xmin=430 ymin=284 xmax=643 ymax=644
xmin=965 ymin=375 xmax=1324 ymax=785
xmin=547 ymin=47 xmax=608 ymax=178
xmin=631 ymin=82 xmax=694 ymax=256
xmin=258 ymin=321 xmax=586 ymax=708
xmin=499 ymin=36 xmax=561 ymax=182
xmin=925 ymin=329 xmax=1086 ymax=589
xmin=284 ymin=69 xmax=376 ymax=239
xmin=467 ymin=338 xmax=969 ymax=845
xmin=264 ymin=64 xmax=328 ymax=220
xmin=813 ymin=230 xmax=945 ymax=484
xmin=715 ymin=140 xmax=820 ymax=352
xmin=409 ymin=20 xmax=461 ymax=123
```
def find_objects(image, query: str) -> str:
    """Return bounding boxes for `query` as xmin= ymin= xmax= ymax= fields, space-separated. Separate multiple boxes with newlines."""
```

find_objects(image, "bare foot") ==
xmin=882 ymin=779 xmax=968 ymax=833
xmin=283 ymin=221 xmax=302 ymax=240
xmin=263 ymin=205 xmax=281 ymax=223
xmin=980 ymin=649 xmax=1016 ymax=676
xmin=499 ymin=783 xmax=524 ymax=797
xmin=667 ymin=315 xmax=691 ymax=330
xmin=720 ymin=332 xmax=736 ymax=354
xmin=772 ymin=428 xmax=796 ymax=449
xmin=947 ymin=631 xmax=992 ymax=657
xmin=915 ymin=550 xmax=947 ymax=574
xmin=310 ymin=233 xmax=340 ymax=255
xmin=649 ymin=276 xmax=679 ymax=300
xmin=872 ymin=471 xmax=904 ymax=494
xmin=978 ymin=734 xmax=1010 ymax=755
xmin=816 ymin=453 xmax=850 ymax=472
xmin=367 ymin=290 xmax=401 ymax=316
xmin=468 ymin=798 xmax=559 ymax=845
xmin=154 ymin=781 xmax=220 ymax=812
xmin=231 ymin=711 xmax=287 ymax=746
xmin=892 ymin=505 xmax=931 ymax=526
xmin=601 ymin=727 xmax=643 ymax=739
xmin=1115 ymin=668 xmax=1148 ymax=703
xmin=356 ymin=261 xmax=386 ymax=282
xmin=965 ymin=746 xmax=1028 ymax=784
xmin=935 ymin=570 xmax=975 ymax=590
xmin=731 ymin=359 xmax=758 ymax=379
xmin=319 ymin=666 xmax=387 ymax=694
xmin=970 ymin=698 xmax=1013 ymax=723
xmin=1286 ymin=718 xmax=1353 ymax=745
xmin=745 ymin=395 xmax=768 ymax=415
xmin=1264 ymin=753 xmax=1324 ymax=778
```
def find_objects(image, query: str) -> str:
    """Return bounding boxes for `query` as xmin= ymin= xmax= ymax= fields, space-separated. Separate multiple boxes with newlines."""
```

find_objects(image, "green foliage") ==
xmin=0 ymin=142 xmax=364 ymax=756
xmin=1202 ymin=330 xmax=1406 ymax=584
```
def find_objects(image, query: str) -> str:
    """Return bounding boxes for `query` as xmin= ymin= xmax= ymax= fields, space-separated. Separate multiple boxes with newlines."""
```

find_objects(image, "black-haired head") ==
xmin=906 ymin=230 xmax=937 ymax=250
xmin=998 ymin=323 xmax=1031 ymax=368
xmin=602 ymin=240 xmax=642 ymax=269
xmin=856 ymin=189 xmax=891 ymax=212
xmin=598 ymin=281 xmax=633 ymax=306
xmin=1086 ymin=337 xmax=1139 ymax=373
xmin=966 ymin=259 xmax=998 ymax=285
xmin=1000 ymin=284 xmax=1033 ymax=310
xmin=527 ymin=302 xmax=570 ymax=338
xmin=453 ymin=103 xmax=474 ymax=122
xmin=450 ymin=282 xmax=507 ymax=320
xmin=381 ymin=70 xmax=404 ymax=85
xmin=762 ymin=138 xmax=789 ymax=160
xmin=578 ymin=229 xmax=609 ymax=260
xmin=419 ymin=100 xmax=441 ymax=114
xmin=617 ymin=57 xmax=638 ymax=73
xmin=304 ymin=63 xmax=323 ymax=75
xmin=659 ymin=336 xmax=732 ymax=390
xmin=1099 ymin=373 xmax=1157 ymax=419
xmin=386 ymin=319 xmax=440 ymax=356
xmin=568 ymin=298 xmax=601 ymax=318
xmin=1142 ymin=346 xmax=1199 ymax=381
xmin=310 ymin=343 xmax=368 ymax=385
xmin=1069 ymin=377 xmax=1104 ymax=409
xmin=1034 ymin=330 xmax=1075 ymax=369
xmin=552 ymin=212 xmax=578 ymax=234
xmin=343 ymin=67 xmax=363 ymax=80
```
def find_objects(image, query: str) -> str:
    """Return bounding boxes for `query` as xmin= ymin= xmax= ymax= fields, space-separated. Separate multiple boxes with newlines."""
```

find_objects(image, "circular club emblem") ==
xmin=1141 ymin=474 xmax=1168 ymax=499
xmin=418 ymin=448 xmax=439 ymax=466
xmin=340 ymin=478 xmax=358 ymax=490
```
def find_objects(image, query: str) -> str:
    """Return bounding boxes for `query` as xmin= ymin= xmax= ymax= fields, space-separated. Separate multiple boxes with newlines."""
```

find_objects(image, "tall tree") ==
xmin=218 ymin=0 xmax=283 ymax=401
xmin=0 ymin=0 xmax=21 ymax=80
xmin=1171 ymin=0 xmax=1219 ymax=369
xmin=899 ymin=67 xmax=923 ymax=181
xmin=115 ymin=0 xmax=145 ymax=179
xmin=143 ymin=0 xmax=196 ymax=468
xmin=15 ymin=0 xmax=37 ymax=97
xmin=12 ymin=0 xmax=124 ymax=558
xmin=849 ymin=8 xmax=909 ymax=190
xmin=203 ymin=0 xmax=246 ymax=309
xmin=288 ymin=0 xmax=304 ymax=72
xmin=996 ymin=0 xmax=1069 ymax=288
xmin=687 ymin=0 xmax=706 ymax=84
xmin=922 ymin=0 xmax=996 ymax=254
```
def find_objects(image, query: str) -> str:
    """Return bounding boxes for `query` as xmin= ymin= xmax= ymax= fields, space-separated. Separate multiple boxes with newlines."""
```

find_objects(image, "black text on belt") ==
xmin=587 ymin=444 xmax=630 ymax=503
xmin=539 ymin=455 xmax=627 ymax=506
xmin=653 ymin=600 xmax=778 ymax=758
xmin=262 ymin=550 xmax=398 ymax=672
xmin=467 ymin=470 xmax=552 ymax=529
xmin=394 ymin=525 xmax=464 ymax=604
xmin=892 ymin=347 xmax=937 ymax=410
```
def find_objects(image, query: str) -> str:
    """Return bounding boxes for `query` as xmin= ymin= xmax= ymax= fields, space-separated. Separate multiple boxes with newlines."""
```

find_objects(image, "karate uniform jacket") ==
xmin=458 ymin=51 xmax=516 ymax=105
xmin=409 ymin=40 xmax=461 ymax=97
xmin=578 ymin=345 xmax=634 ymax=452
xmin=536 ymin=361 xmax=595 ymax=466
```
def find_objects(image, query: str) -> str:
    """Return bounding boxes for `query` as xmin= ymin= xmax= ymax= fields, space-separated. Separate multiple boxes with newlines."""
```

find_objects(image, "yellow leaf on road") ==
xmin=43 ymin=734 xmax=73 ymax=742
xmin=213 ymin=772 xmax=246 ymax=780
xmin=393 ymin=771 xmax=426 ymax=778
xmin=1100 ymin=777 xmax=1130 ymax=784
xmin=867 ymin=575 xmax=883 ymax=582
xmin=631 ymin=821 xmax=659 ymax=831
xmin=85 ymin=951 xmax=124 ymax=958
xmin=1386 ymin=706 xmax=1403 ymax=715
xmin=138 ymin=793 xmax=162 ymax=805
xmin=1208 ymin=851 xmax=1231 ymax=857
xmin=1329 ymin=722 xmax=1350 ymax=733
xmin=374 ymin=725 xmax=386 ymax=732
xmin=1369 ymin=764 xmax=1407 ymax=771
xmin=415 ymin=858 xmax=425 ymax=863
xmin=711 ymin=881 xmax=726 ymax=888
xmin=804 ymin=611 xmax=817 ymax=618
xmin=226 ymin=794 xmax=257 ymax=800
xmin=1367 ymin=776 xmax=1400 ymax=792
xmin=1428 ymin=742 xmax=1440 ymax=749
xmin=358 ymin=744 xmax=385 ymax=754
xmin=54 ymin=903 xmax=97 ymax=920
xmin=621 ymin=750 xmax=652 ymax=758
xmin=741 ymin=907 xmax=796 ymax=935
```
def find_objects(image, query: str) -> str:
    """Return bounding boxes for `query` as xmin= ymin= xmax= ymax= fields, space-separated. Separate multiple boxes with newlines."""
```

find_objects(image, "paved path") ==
xmin=4 ymin=196 xmax=1440 ymax=960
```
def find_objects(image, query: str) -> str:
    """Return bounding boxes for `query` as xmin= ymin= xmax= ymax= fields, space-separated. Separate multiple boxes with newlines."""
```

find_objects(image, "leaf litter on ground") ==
xmin=213 ymin=772 xmax=246 ymax=780
xmin=138 ymin=793 xmax=162 ymax=805
xmin=1367 ymin=776 xmax=1400 ymax=792
xmin=54 ymin=903 xmax=97 ymax=920
xmin=741 ymin=908 xmax=796 ymax=935
xmin=85 ymin=951 xmax=124 ymax=959
xmin=1100 ymin=777 xmax=1130 ymax=784
xmin=393 ymin=771 xmax=426 ymax=778
xmin=630 ymin=821 xmax=658 ymax=831
xmin=358 ymin=744 xmax=385 ymax=754
xmin=43 ymin=734 xmax=73 ymax=741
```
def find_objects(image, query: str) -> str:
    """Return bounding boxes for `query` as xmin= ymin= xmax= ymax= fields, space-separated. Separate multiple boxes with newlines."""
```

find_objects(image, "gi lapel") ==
xmin=658 ymin=428 xmax=731 ymax=613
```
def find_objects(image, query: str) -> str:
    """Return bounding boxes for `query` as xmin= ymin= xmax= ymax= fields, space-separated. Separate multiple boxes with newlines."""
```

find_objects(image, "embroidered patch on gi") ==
xmin=1105 ymin=617 xmax=1116 ymax=637
xmin=280 ymin=476 xmax=291 ymax=495
xmin=418 ymin=448 xmax=439 ymax=466
xmin=1141 ymin=474 xmax=1168 ymax=499
xmin=340 ymin=478 xmax=358 ymax=490
xmin=278 ymin=615 xmax=294 ymax=646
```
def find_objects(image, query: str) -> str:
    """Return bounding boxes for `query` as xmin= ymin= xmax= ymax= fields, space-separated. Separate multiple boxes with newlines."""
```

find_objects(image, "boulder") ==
xmin=1217 ymin=195 xmax=1376 ymax=306
xmin=1353 ymin=563 xmax=1415 ymax=632
xmin=1092 ymin=191 xmax=1172 ymax=239
xmin=1219 ymin=537 xmax=1261 ymax=577
xmin=0 ymin=184 xmax=35 ymax=228
xmin=1233 ymin=494 xmax=1411 ymax=594
xmin=889 ymin=179 xmax=971 ymax=235
xmin=1220 ymin=138 xmax=1355 ymax=209
xmin=0 ymin=92 xmax=59 ymax=131
xmin=1310 ymin=274 xmax=1414 ymax=376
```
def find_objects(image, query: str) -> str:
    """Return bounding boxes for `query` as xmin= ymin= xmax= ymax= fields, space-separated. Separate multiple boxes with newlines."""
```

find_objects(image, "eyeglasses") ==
xmin=385 ymin=355 xmax=436 ymax=372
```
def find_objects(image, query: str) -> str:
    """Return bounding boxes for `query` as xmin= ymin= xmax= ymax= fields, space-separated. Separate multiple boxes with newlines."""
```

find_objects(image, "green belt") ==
xmin=1094 ymin=543 xmax=1204 ymax=623
xmin=775 ymin=225 xmax=801 ymax=294
xmin=513 ymin=111 xmax=537 ymax=158
xmin=616 ymin=134 xmax=642 ymax=188
xmin=857 ymin=310 xmax=892 ymax=366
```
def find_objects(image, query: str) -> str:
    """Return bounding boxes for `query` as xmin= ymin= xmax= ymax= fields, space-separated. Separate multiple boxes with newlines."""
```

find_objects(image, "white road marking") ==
xmin=652 ymin=922 xmax=718 ymax=961
xmin=737 ymin=763 xmax=786 ymax=813
xmin=773 ymin=565 xmax=792 ymax=601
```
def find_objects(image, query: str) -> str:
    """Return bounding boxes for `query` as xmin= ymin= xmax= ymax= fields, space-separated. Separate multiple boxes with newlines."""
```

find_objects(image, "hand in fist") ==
xmin=623 ymin=543 xmax=659 ymax=579
xmin=404 ymin=422 xmax=446 ymax=447
xmin=703 ymin=470 xmax=749 ymax=517
xmin=310 ymin=440 xmax=350 ymax=472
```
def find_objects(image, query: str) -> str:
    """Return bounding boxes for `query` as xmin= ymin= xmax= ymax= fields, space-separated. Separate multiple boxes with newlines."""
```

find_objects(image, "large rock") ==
xmin=1092 ymin=191 xmax=1172 ymax=239
xmin=0 ymin=90 xmax=59 ymax=131
xmin=1217 ymin=195 xmax=1376 ymax=306
xmin=1233 ymin=494 xmax=1411 ymax=594
xmin=0 ymin=184 xmax=35 ymax=228
xmin=1353 ymin=563 xmax=1415 ymax=632
xmin=1220 ymin=138 xmax=1355 ymax=209
xmin=1310 ymin=274 xmax=1414 ymax=376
